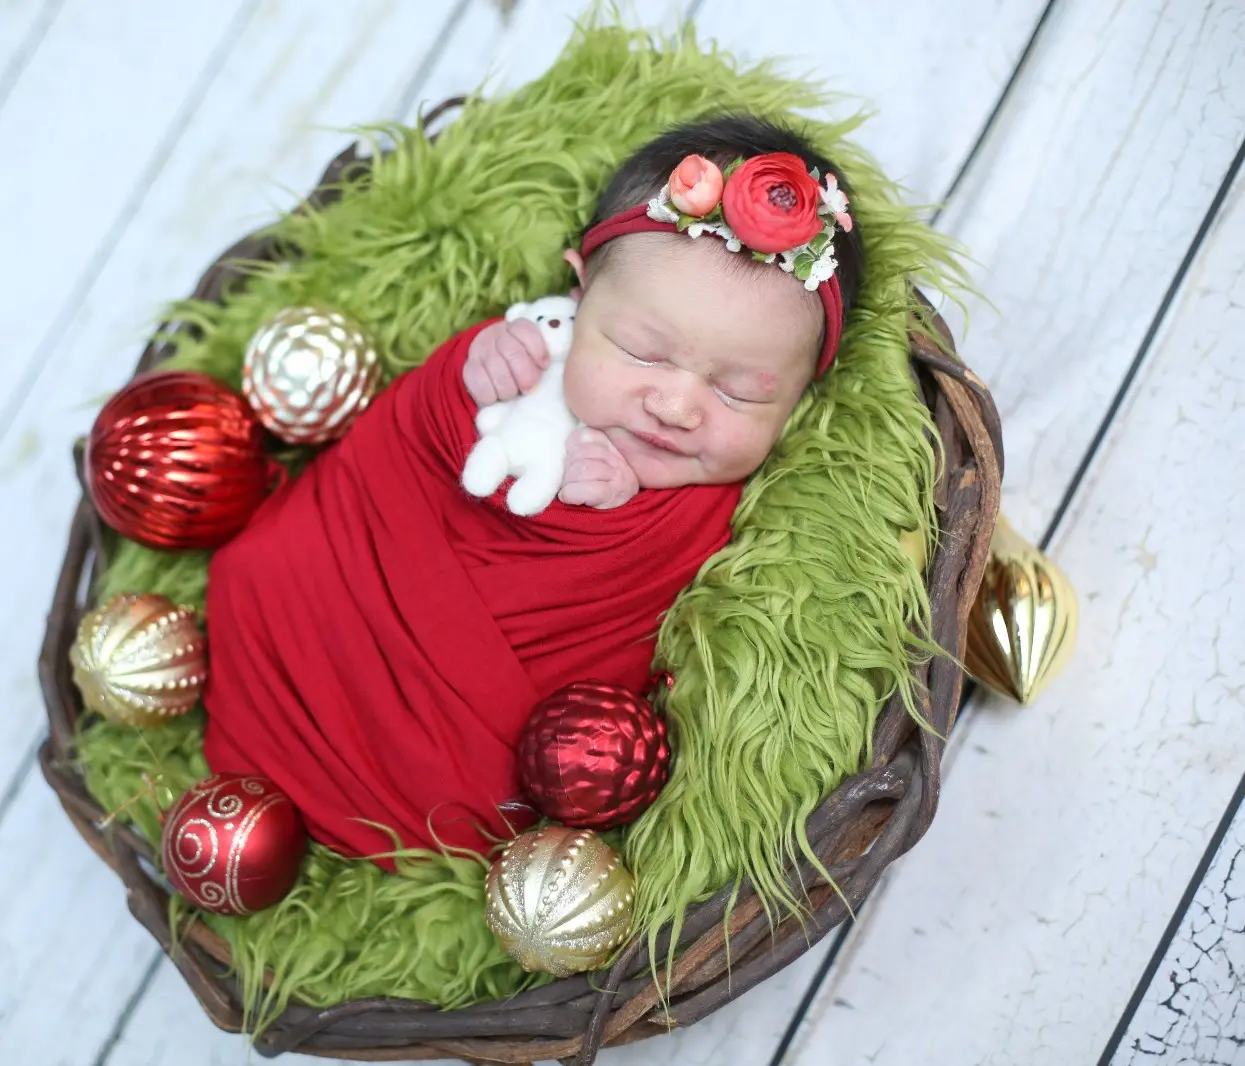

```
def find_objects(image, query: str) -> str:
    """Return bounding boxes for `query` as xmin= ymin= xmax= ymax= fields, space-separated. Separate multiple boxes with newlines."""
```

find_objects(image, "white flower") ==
xmin=646 ymin=184 xmax=680 ymax=223
xmin=685 ymin=219 xmax=742 ymax=252
xmin=777 ymin=250 xmax=797 ymax=273
xmin=818 ymin=175 xmax=849 ymax=218
xmin=716 ymin=221 xmax=742 ymax=252
xmin=804 ymin=247 xmax=839 ymax=290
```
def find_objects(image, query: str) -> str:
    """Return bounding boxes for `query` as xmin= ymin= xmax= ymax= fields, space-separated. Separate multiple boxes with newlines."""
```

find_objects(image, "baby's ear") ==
xmin=569 ymin=286 xmax=583 ymax=304
xmin=562 ymin=248 xmax=586 ymax=286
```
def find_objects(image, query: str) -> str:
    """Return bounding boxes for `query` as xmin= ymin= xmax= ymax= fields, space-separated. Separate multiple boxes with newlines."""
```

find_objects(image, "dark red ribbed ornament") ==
xmin=517 ymin=679 xmax=671 ymax=830
xmin=86 ymin=370 xmax=271 ymax=551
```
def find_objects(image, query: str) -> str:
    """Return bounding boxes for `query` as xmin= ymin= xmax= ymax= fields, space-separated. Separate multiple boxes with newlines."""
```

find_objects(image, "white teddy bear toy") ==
xmin=461 ymin=294 xmax=581 ymax=516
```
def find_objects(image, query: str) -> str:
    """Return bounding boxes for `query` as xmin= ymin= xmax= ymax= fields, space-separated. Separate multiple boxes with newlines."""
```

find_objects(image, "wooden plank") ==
xmin=936 ymin=0 xmax=1245 ymax=535
xmin=103 ymin=955 xmax=389 ymax=1066
xmin=0 ymin=0 xmax=59 ymax=107
xmin=0 ymin=0 xmax=254 ymax=430
xmin=1107 ymin=781 xmax=1245 ymax=1065
xmin=0 ymin=768 xmax=165 ymax=1063
xmin=783 ymin=122 xmax=1245 ymax=1066
xmin=691 ymin=0 xmax=1049 ymax=205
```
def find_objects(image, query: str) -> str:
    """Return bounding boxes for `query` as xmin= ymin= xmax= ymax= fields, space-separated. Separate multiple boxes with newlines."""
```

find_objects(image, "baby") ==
xmin=201 ymin=114 xmax=863 ymax=863
xmin=463 ymin=113 xmax=862 ymax=509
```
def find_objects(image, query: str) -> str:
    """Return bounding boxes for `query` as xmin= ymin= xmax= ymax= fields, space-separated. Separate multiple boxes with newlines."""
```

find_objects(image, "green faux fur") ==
xmin=76 ymin=19 xmax=967 ymax=1027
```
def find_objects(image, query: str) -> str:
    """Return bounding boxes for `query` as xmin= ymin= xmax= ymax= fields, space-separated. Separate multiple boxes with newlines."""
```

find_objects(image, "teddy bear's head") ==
xmin=504 ymin=294 xmax=578 ymax=363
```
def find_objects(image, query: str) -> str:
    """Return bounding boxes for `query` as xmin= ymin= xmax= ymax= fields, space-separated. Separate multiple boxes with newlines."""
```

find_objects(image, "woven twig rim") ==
xmin=38 ymin=106 xmax=1002 ymax=1066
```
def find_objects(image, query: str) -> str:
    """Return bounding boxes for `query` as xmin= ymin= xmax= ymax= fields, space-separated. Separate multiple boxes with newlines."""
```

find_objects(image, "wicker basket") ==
xmin=38 ymin=111 xmax=1003 ymax=1065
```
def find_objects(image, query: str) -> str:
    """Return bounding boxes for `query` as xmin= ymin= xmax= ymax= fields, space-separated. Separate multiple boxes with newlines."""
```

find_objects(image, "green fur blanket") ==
xmin=77 ymin=20 xmax=966 ymax=1028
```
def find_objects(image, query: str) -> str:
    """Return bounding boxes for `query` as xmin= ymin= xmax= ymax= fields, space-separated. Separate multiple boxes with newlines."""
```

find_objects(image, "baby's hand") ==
xmin=559 ymin=428 xmax=639 ymax=510
xmin=463 ymin=319 xmax=549 ymax=406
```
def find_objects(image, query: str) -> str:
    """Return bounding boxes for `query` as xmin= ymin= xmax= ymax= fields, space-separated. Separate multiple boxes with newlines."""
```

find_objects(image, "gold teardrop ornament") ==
xmin=70 ymin=593 xmax=207 ymax=727
xmin=965 ymin=516 xmax=1078 ymax=704
xmin=484 ymin=825 xmax=635 ymax=977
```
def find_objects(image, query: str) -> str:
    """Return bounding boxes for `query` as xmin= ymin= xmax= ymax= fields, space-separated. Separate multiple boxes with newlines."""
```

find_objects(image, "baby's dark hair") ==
xmin=583 ymin=113 xmax=864 ymax=314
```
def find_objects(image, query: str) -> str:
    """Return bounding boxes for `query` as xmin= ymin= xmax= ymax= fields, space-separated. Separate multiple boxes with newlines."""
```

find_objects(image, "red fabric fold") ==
xmin=202 ymin=320 xmax=741 ymax=862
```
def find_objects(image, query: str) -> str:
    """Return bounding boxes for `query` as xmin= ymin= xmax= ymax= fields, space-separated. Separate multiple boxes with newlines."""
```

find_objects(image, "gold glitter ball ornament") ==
xmin=242 ymin=306 xmax=382 ymax=444
xmin=484 ymin=825 xmax=635 ymax=977
xmin=70 ymin=593 xmax=207 ymax=727
xmin=965 ymin=515 xmax=1079 ymax=704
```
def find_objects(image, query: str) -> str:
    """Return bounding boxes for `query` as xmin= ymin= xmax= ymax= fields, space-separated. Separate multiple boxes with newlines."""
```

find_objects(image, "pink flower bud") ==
xmin=668 ymin=154 xmax=724 ymax=216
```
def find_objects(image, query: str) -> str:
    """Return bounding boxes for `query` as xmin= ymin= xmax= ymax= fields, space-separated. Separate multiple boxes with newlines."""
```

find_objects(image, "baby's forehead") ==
xmin=591 ymin=235 xmax=822 ymax=363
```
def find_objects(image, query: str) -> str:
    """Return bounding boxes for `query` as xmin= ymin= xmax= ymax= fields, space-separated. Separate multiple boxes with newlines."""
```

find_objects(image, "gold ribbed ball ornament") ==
xmin=484 ymin=825 xmax=635 ymax=977
xmin=965 ymin=515 xmax=1079 ymax=704
xmin=242 ymin=306 xmax=382 ymax=444
xmin=70 ymin=593 xmax=207 ymax=727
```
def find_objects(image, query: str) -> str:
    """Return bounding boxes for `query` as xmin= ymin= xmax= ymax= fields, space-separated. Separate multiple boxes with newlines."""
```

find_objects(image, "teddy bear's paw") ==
xmin=462 ymin=438 xmax=508 ymax=498
xmin=505 ymin=471 xmax=561 ymax=517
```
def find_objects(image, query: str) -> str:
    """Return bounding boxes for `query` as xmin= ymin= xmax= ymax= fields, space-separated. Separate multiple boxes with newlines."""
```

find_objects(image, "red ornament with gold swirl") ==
xmin=86 ymin=370 xmax=272 ymax=551
xmin=161 ymin=774 xmax=306 ymax=916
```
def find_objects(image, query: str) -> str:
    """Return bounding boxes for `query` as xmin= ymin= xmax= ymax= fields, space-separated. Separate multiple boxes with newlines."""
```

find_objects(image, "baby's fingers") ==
xmin=507 ymin=319 xmax=551 ymax=369
xmin=563 ymin=456 xmax=619 ymax=485
xmin=558 ymin=479 xmax=611 ymax=507
xmin=481 ymin=351 xmax=521 ymax=401
xmin=463 ymin=356 xmax=498 ymax=407
xmin=493 ymin=332 xmax=541 ymax=393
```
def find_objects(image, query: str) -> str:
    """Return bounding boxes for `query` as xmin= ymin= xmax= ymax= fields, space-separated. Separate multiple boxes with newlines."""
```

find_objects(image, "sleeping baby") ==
xmin=201 ymin=113 xmax=862 ymax=863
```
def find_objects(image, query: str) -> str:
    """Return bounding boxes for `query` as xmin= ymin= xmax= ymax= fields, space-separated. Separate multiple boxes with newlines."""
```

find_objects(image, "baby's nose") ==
xmin=645 ymin=390 xmax=702 ymax=430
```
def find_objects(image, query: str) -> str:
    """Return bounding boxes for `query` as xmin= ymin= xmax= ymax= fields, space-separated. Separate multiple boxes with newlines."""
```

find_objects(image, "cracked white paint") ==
xmin=1111 ymin=800 xmax=1245 ymax=1066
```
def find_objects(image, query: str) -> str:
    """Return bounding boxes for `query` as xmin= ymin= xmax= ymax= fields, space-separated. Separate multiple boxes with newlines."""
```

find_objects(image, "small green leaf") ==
xmin=809 ymin=166 xmax=821 ymax=182
xmin=722 ymin=156 xmax=744 ymax=181
xmin=676 ymin=213 xmax=693 ymax=232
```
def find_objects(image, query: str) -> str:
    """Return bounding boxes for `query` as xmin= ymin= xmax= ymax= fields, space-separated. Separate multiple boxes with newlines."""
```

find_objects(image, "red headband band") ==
xmin=580 ymin=204 xmax=844 ymax=377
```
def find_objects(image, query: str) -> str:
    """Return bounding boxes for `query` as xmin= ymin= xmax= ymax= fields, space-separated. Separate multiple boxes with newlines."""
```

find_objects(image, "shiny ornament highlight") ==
xmin=484 ymin=825 xmax=634 ymax=977
xmin=161 ymin=774 xmax=306 ymax=916
xmin=966 ymin=516 xmax=1079 ymax=704
xmin=86 ymin=370 xmax=270 ymax=550
xmin=518 ymin=680 xmax=670 ymax=829
xmin=242 ymin=306 xmax=381 ymax=444
xmin=70 ymin=593 xmax=206 ymax=727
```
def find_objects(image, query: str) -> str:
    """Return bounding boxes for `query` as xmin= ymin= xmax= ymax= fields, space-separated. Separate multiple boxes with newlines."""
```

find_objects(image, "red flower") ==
xmin=721 ymin=153 xmax=822 ymax=254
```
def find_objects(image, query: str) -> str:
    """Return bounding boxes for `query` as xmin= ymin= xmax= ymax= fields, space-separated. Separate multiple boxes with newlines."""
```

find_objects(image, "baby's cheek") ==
xmin=562 ymin=347 xmax=608 ymax=426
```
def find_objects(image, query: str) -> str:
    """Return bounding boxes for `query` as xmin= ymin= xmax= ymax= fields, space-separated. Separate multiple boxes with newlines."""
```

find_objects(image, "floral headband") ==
xmin=580 ymin=152 xmax=853 ymax=376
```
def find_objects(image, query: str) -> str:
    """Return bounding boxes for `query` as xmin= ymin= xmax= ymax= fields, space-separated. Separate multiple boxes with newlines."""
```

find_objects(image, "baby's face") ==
xmin=563 ymin=235 xmax=821 ymax=489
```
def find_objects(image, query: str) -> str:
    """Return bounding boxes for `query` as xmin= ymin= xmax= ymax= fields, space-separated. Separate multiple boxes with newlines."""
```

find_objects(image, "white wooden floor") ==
xmin=2 ymin=1 xmax=1242 ymax=1064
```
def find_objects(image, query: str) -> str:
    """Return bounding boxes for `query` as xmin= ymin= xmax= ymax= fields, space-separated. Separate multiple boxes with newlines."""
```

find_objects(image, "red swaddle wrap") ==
xmin=202 ymin=320 xmax=741 ymax=862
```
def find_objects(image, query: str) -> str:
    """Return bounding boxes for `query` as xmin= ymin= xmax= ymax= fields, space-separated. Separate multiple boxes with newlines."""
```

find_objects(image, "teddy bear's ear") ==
xmin=504 ymin=302 xmax=531 ymax=322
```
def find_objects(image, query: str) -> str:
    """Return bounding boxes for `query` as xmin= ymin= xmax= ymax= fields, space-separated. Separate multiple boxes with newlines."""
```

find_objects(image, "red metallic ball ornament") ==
xmin=86 ymin=370 xmax=271 ymax=551
xmin=518 ymin=680 xmax=671 ymax=830
xmin=161 ymin=774 xmax=306 ymax=916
